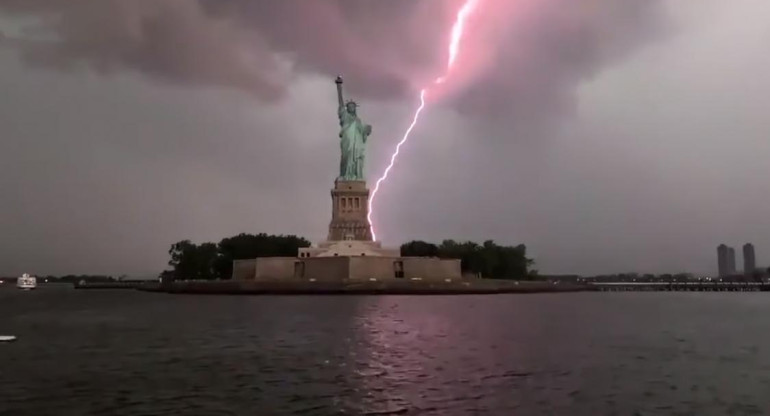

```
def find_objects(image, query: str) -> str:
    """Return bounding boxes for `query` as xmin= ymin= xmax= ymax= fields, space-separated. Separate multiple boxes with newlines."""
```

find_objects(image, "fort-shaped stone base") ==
xmin=233 ymin=255 xmax=461 ymax=282
xmin=299 ymin=240 xmax=399 ymax=258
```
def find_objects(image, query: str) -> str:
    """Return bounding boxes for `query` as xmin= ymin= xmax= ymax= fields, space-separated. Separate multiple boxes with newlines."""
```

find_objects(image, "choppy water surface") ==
xmin=2 ymin=286 xmax=770 ymax=415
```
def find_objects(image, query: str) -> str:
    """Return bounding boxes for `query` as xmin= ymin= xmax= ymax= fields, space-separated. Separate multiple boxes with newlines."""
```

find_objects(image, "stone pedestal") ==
xmin=327 ymin=179 xmax=373 ymax=241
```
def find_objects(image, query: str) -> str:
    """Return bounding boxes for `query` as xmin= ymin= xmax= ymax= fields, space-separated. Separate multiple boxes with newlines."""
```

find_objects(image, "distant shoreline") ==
xmin=132 ymin=279 xmax=593 ymax=295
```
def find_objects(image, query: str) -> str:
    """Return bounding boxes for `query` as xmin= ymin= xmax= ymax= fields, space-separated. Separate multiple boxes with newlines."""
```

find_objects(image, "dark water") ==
xmin=2 ymin=286 xmax=770 ymax=415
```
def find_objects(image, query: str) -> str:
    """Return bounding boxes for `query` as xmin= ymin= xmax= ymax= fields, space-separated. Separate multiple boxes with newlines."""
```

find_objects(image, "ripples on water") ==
xmin=2 ymin=286 xmax=770 ymax=415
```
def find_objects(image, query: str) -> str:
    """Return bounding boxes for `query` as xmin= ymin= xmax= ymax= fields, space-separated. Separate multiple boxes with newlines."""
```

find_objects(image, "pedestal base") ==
xmin=299 ymin=240 xmax=400 ymax=258
xmin=327 ymin=179 xmax=373 ymax=241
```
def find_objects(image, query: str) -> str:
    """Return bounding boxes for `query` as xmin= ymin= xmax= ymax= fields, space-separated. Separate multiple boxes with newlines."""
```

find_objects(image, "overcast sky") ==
xmin=0 ymin=0 xmax=768 ymax=277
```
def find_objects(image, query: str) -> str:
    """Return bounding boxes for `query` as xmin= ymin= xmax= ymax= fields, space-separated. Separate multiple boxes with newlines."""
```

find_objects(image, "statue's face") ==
xmin=346 ymin=102 xmax=357 ymax=115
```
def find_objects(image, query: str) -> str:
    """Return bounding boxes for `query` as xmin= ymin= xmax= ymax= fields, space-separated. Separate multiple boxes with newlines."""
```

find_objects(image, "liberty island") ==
xmin=226 ymin=76 xmax=462 ymax=281
xmin=141 ymin=76 xmax=561 ymax=293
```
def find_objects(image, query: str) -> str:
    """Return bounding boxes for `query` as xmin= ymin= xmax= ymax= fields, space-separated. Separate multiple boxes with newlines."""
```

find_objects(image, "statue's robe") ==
xmin=338 ymin=106 xmax=370 ymax=180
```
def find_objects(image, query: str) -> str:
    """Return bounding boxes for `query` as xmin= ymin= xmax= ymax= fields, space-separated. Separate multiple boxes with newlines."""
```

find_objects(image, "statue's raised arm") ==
xmin=335 ymin=76 xmax=344 ymax=110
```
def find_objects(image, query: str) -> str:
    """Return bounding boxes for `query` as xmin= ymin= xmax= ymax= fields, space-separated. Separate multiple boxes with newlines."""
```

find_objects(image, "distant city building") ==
xmin=728 ymin=246 xmax=736 ymax=275
xmin=744 ymin=243 xmax=756 ymax=276
xmin=717 ymin=244 xmax=729 ymax=277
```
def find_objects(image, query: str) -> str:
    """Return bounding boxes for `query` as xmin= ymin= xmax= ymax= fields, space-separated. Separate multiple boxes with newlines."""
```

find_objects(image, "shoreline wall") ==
xmin=138 ymin=279 xmax=594 ymax=295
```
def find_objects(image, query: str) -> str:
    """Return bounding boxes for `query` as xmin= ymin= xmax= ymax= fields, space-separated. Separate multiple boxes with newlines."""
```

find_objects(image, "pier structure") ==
xmin=590 ymin=281 xmax=770 ymax=292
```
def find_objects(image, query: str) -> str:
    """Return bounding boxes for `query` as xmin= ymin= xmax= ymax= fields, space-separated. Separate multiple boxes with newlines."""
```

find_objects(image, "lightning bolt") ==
xmin=368 ymin=0 xmax=481 ymax=241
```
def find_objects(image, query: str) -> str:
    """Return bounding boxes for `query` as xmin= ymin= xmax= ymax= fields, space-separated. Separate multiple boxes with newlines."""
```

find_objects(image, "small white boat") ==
xmin=17 ymin=273 xmax=37 ymax=290
xmin=0 ymin=335 xmax=17 ymax=342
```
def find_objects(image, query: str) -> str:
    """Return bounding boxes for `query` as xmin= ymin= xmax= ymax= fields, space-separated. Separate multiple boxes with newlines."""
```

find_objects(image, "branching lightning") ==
xmin=368 ymin=0 xmax=481 ymax=241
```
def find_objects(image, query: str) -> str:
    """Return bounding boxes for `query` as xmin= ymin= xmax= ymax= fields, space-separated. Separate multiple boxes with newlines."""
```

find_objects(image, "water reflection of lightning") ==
xmin=368 ymin=0 xmax=481 ymax=241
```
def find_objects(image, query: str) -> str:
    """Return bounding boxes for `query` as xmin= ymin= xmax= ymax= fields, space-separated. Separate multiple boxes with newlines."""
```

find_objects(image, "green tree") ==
xmin=211 ymin=233 xmax=311 ymax=279
xmin=194 ymin=242 xmax=218 ymax=280
xmin=168 ymin=240 xmax=197 ymax=279
xmin=400 ymin=240 xmax=439 ymax=257
xmin=432 ymin=239 xmax=533 ymax=279
xmin=167 ymin=240 xmax=218 ymax=280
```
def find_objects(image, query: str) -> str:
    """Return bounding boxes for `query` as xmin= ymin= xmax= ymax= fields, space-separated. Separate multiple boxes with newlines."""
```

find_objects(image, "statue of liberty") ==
xmin=335 ymin=76 xmax=372 ymax=181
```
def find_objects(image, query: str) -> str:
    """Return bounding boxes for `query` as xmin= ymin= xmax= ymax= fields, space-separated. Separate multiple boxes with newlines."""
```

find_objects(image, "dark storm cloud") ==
xmin=0 ymin=0 xmax=666 ymax=117
xmin=0 ymin=0 xmax=288 ymax=99
xmin=452 ymin=1 xmax=670 ymax=121
xmin=7 ymin=0 xmax=741 ymax=278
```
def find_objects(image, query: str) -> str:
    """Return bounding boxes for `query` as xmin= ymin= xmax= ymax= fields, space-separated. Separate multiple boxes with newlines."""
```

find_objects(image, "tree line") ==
xmin=162 ymin=233 xmax=311 ymax=280
xmin=400 ymin=239 xmax=534 ymax=280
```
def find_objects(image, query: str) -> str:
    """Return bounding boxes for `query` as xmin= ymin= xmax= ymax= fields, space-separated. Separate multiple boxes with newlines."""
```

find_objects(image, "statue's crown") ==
xmin=345 ymin=100 xmax=358 ymax=107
